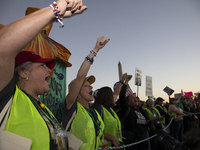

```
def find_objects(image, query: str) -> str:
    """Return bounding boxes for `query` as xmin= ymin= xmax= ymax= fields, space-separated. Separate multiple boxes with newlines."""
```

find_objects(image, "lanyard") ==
xmin=31 ymin=97 xmax=57 ymax=126
xmin=86 ymin=108 xmax=102 ymax=131
xmin=20 ymin=89 xmax=56 ymax=125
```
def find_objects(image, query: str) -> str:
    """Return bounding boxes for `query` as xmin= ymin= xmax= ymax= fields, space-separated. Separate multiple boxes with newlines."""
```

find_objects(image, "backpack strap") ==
xmin=0 ymin=96 xmax=13 ymax=130
xmin=65 ymin=110 xmax=76 ymax=131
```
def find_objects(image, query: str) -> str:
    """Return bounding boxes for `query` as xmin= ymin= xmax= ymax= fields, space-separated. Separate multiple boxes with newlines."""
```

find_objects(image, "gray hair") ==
xmin=14 ymin=61 xmax=32 ymax=84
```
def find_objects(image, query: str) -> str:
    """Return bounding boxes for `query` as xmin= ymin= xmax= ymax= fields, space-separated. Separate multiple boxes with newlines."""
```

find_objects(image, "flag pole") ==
xmin=137 ymin=85 xmax=139 ymax=97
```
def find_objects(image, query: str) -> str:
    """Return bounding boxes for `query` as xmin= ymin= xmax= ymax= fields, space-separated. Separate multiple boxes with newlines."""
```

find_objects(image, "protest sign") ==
xmin=184 ymin=91 xmax=193 ymax=97
xmin=163 ymin=86 xmax=174 ymax=96
xmin=135 ymin=67 xmax=142 ymax=86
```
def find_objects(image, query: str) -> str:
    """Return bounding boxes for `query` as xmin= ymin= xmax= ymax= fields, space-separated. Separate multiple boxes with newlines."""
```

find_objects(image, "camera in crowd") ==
xmin=154 ymin=129 xmax=182 ymax=150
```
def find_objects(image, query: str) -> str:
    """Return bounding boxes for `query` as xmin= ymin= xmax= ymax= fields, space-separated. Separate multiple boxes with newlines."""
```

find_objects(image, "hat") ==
xmin=15 ymin=51 xmax=56 ymax=69
xmin=156 ymin=97 xmax=165 ymax=101
xmin=85 ymin=75 xmax=95 ymax=85
xmin=68 ymin=75 xmax=96 ymax=90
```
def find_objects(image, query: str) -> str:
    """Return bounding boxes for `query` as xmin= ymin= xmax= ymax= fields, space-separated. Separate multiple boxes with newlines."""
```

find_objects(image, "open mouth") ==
xmin=89 ymin=91 xmax=93 ymax=96
xmin=45 ymin=76 xmax=50 ymax=81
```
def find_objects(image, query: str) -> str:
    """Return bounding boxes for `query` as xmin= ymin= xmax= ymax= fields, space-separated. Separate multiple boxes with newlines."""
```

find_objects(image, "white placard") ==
xmin=135 ymin=67 xmax=142 ymax=86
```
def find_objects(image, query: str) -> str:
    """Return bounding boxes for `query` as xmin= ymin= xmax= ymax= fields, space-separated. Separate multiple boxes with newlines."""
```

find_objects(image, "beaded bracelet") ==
xmin=90 ymin=49 xmax=97 ymax=57
xmin=87 ymin=55 xmax=94 ymax=61
xmin=85 ymin=55 xmax=94 ymax=64
xmin=50 ymin=1 xmax=64 ymax=27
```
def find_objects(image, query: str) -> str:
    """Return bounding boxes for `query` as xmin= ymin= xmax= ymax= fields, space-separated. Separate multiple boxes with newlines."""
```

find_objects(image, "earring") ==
xmin=26 ymin=77 xmax=28 ymax=81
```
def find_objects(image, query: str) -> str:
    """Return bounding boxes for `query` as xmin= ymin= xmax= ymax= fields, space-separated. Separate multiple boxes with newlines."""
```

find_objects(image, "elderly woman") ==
xmin=144 ymin=99 xmax=164 ymax=150
xmin=92 ymin=73 xmax=127 ymax=149
xmin=144 ymin=99 xmax=164 ymax=131
xmin=0 ymin=0 xmax=86 ymax=149
xmin=61 ymin=36 xmax=110 ymax=150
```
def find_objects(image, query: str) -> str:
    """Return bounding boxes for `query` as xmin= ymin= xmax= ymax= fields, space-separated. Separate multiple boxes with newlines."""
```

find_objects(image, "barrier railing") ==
xmin=95 ymin=112 xmax=200 ymax=150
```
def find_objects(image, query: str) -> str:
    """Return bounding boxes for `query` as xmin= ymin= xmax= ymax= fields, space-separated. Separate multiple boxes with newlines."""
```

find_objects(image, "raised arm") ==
xmin=0 ymin=0 xmax=87 ymax=91
xmin=66 ymin=36 xmax=110 ymax=109
xmin=119 ymin=74 xmax=132 ymax=114
xmin=113 ymin=73 xmax=126 ymax=101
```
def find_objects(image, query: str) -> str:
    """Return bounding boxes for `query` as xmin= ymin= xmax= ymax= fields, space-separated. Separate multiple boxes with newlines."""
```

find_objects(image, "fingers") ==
xmin=100 ymin=39 xmax=110 ymax=46
xmin=65 ymin=0 xmax=77 ymax=9
xmin=98 ymin=36 xmax=109 ymax=46
xmin=63 ymin=5 xmax=87 ymax=17
xmin=66 ymin=0 xmax=83 ymax=14
xmin=94 ymin=36 xmax=110 ymax=51
xmin=127 ymin=75 xmax=132 ymax=80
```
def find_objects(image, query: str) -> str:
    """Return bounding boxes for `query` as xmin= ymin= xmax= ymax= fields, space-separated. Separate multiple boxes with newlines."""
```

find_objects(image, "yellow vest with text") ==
xmin=102 ymin=106 xmax=122 ymax=147
xmin=71 ymin=102 xmax=104 ymax=150
xmin=5 ymin=86 xmax=51 ymax=150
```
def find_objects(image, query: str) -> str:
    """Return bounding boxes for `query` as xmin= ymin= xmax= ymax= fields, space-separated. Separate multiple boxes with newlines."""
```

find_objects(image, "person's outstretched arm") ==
xmin=119 ymin=74 xmax=132 ymax=114
xmin=66 ymin=36 xmax=110 ymax=109
xmin=113 ymin=73 xmax=126 ymax=101
xmin=0 ymin=0 xmax=87 ymax=91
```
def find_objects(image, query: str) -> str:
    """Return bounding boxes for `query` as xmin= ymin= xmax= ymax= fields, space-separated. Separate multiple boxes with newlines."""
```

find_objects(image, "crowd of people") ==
xmin=0 ymin=0 xmax=200 ymax=150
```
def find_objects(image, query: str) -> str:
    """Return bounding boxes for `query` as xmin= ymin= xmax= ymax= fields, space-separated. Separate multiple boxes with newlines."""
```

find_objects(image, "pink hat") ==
xmin=15 ymin=51 xmax=56 ymax=69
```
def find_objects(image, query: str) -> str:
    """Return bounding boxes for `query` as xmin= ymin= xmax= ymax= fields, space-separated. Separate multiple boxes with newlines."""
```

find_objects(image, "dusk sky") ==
xmin=1 ymin=0 xmax=200 ymax=102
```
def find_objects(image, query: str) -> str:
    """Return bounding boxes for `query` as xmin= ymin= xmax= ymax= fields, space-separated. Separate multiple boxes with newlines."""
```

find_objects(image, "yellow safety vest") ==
xmin=144 ymin=107 xmax=164 ymax=129
xmin=102 ymin=106 xmax=122 ymax=147
xmin=71 ymin=102 xmax=104 ymax=150
xmin=5 ymin=86 xmax=51 ymax=150
xmin=154 ymin=104 xmax=167 ymax=125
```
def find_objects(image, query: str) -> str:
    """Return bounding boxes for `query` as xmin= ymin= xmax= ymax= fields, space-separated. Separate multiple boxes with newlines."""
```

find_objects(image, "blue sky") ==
xmin=1 ymin=0 xmax=200 ymax=102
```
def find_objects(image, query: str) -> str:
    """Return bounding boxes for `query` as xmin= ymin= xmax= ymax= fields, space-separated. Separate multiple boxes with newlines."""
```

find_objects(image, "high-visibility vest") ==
xmin=144 ymin=107 xmax=164 ymax=129
xmin=102 ymin=106 xmax=122 ymax=147
xmin=71 ymin=102 xmax=104 ymax=150
xmin=154 ymin=104 xmax=167 ymax=124
xmin=5 ymin=86 xmax=51 ymax=150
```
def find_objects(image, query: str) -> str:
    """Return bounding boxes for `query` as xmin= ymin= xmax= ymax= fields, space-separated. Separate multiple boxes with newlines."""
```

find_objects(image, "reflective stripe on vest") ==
xmin=154 ymin=104 xmax=166 ymax=124
xmin=71 ymin=102 xmax=104 ymax=150
xmin=5 ymin=86 xmax=50 ymax=150
xmin=102 ymin=106 xmax=122 ymax=147
xmin=144 ymin=107 xmax=164 ymax=128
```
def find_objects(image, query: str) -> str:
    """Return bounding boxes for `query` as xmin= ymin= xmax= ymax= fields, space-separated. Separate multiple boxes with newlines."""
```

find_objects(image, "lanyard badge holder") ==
xmin=33 ymin=99 xmax=68 ymax=150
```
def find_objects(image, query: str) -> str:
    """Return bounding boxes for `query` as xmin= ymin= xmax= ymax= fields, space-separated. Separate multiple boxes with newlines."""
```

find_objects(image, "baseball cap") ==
xmin=156 ymin=97 xmax=165 ymax=101
xmin=68 ymin=75 xmax=96 ymax=90
xmin=15 ymin=51 xmax=56 ymax=69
